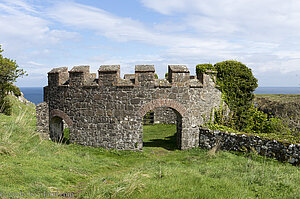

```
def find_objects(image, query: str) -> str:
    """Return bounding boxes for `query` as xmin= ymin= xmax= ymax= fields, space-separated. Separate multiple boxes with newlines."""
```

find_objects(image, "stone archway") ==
xmin=137 ymin=99 xmax=187 ymax=118
xmin=138 ymin=99 xmax=186 ymax=149
xmin=49 ymin=109 xmax=72 ymax=142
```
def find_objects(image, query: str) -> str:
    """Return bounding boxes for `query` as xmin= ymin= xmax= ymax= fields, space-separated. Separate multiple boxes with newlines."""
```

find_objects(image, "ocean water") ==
xmin=19 ymin=87 xmax=300 ymax=105
xmin=19 ymin=87 xmax=43 ymax=105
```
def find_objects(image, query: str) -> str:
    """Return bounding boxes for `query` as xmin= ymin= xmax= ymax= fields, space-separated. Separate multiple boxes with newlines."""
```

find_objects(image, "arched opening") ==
xmin=138 ymin=99 xmax=186 ymax=150
xmin=49 ymin=116 xmax=70 ymax=144
xmin=49 ymin=109 xmax=73 ymax=144
xmin=142 ymin=107 xmax=182 ymax=150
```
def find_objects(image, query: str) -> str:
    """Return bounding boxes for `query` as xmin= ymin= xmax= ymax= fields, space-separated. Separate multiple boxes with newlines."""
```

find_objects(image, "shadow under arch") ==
xmin=50 ymin=109 xmax=73 ymax=143
xmin=138 ymin=99 xmax=186 ymax=150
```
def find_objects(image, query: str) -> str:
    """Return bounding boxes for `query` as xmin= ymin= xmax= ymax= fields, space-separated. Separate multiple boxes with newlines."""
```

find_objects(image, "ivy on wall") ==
xmin=196 ymin=60 xmax=290 ymax=135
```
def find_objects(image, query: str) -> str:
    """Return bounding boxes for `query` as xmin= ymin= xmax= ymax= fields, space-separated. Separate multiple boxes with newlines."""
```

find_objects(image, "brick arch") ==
xmin=50 ymin=109 xmax=73 ymax=127
xmin=137 ymin=99 xmax=187 ymax=117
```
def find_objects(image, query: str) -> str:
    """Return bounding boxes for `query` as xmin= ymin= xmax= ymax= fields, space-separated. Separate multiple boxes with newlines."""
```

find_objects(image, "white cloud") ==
xmin=48 ymin=2 xmax=235 ymax=49
xmin=2 ymin=0 xmax=300 ymax=87
xmin=141 ymin=0 xmax=300 ymax=41
xmin=140 ymin=0 xmax=190 ymax=15
xmin=140 ymin=0 xmax=300 ymax=76
xmin=46 ymin=1 xmax=247 ymax=74
xmin=1 ymin=0 xmax=38 ymax=14
xmin=0 ymin=1 xmax=79 ymax=55
xmin=48 ymin=2 xmax=152 ymax=43
xmin=27 ymin=61 xmax=44 ymax=66
xmin=0 ymin=14 xmax=75 ymax=46
xmin=0 ymin=0 xmax=81 ymax=86
xmin=43 ymin=1 xmax=300 ymax=82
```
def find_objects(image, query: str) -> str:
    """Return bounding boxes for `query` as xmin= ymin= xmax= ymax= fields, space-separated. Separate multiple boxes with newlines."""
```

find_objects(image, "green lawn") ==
xmin=0 ymin=96 xmax=299 ymax=198
xmin=143 ymin=124 xmax=177 ymax=150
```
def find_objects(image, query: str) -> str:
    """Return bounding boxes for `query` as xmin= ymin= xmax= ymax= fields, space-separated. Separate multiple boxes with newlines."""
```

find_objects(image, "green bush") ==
xmin=213 ymin=61 xmax=258 ymax=111
xmin=238 ymin=104 xmax=290 ymax=134
xmin=0 ymin=95 xmax=12 ymax=115
xmin=8 ymin=83 xmax=21 ymax=97
xmin=196 ymin=60 xmax=258 ymax=112
xmin=197 ymin=60 xmax=290 ymax=135
xmin=196 ymin=63 xmax=214 ymax=74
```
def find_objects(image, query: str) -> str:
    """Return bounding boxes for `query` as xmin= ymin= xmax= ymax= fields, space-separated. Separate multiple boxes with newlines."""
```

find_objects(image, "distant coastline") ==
xmin=19 ymin=86 xmax=300 ymax=105
xmin=254 ymin=87 xmax=300 ymax=94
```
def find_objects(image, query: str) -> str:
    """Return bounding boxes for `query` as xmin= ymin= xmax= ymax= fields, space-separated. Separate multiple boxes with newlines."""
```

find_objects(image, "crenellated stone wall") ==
xmin=37 ymin=64 xmax=222 ymax=151
xmin=199 ymin=128 xmax=300 ymax=165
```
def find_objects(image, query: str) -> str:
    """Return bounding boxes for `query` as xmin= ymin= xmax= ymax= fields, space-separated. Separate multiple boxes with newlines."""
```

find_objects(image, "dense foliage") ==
xmin=197 ymin=61 xmax=258 ymax=111
xmin=196 ymin=61 xmax=290 ymax=135
xmin=214 ymin=61 xmax=258 ymax=109
xmin=196 ymin=63 xmax=214 ymax=74
xmin=0 ymin=45 xmax=26 ymax=115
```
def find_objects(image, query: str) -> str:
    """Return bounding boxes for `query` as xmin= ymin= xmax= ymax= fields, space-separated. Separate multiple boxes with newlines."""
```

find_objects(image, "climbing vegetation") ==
xmin=197 ymin=61 xmax=290 ymax=135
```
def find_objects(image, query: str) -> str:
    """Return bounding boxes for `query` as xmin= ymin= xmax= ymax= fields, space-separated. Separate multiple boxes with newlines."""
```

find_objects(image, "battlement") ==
xmin=47 ymin=65 xmax=216 ymax=88
xmin=42 ymin=63 xmax=223 ymax=151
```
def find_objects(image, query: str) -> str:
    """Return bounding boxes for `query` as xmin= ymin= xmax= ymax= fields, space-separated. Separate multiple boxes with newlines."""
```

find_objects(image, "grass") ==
xmin=143 ymin=124 xmax=177 ymax=150
xmin=0 ymin=95 xmax=299 ymax=198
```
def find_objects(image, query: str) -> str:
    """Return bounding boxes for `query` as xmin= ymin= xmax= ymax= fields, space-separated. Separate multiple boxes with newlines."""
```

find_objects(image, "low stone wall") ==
xmin=199 ymin=128 xmax=300 ymax=165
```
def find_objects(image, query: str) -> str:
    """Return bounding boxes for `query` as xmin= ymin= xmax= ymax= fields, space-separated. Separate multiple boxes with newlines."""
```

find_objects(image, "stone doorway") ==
xmin=49 ymin=116 xmax=69 ymax=143
xmin=142 ymin=107 xmax=182 ymax=150
xmin=137 ymin=99 xmax=187 ymax=150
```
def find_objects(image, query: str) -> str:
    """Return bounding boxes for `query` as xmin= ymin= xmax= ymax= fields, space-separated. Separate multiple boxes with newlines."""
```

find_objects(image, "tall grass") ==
xmin=0 ymin=95 xmax=39 ymax=156
xmin=0 ymin=96 xmax=299 ymax=198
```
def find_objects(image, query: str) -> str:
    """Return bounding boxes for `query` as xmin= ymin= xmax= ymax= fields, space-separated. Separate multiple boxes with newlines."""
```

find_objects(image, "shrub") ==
xmin=197 ymin=60 xmax=290 ymax=135
xmin=196 ymin=63 xmax=214 ymax=75
xmin=213 ymin=61 xmax=258 ymax=111
xmin=0 ymin=45 xmax=26 ymax=115
xmin=0 ymin=95 xmax=12 ymax=115
xmin=8 ymin=83 xmax=21 ymax=96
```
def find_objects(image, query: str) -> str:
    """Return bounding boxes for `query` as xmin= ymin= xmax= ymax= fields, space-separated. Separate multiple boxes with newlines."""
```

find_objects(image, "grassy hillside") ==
xmin=255 ymin=94 xmax=300 ymax=103
xmin=255 ymin=94 xmax=300 ymax=134
xmin=0 ymin=95 xmax=299 ymax=198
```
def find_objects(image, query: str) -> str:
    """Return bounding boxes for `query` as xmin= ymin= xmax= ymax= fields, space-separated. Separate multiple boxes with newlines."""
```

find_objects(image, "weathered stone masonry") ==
xmin=199 ymin=128 xmax=300 ymax=165
xmin=37 ymin=64 xmax=222 ymax=150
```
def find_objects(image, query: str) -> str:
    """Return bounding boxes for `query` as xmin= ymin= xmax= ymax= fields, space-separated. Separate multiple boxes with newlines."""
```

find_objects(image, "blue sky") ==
xmin=1 ymin=0 xmax=300 ymax=87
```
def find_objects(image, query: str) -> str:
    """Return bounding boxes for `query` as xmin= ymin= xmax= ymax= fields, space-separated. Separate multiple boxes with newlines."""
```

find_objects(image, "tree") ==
xmin=0 ymin=45 xmax=26 ymax=115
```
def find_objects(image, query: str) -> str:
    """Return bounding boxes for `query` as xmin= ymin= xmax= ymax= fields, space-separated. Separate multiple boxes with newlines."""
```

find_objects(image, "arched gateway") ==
xmin=138 ymin=99 xmax=185 ymax=149
xmin=49 ymin=109 xmax=73 ymax=142
xmin=38 ymin=64 xmax=222 ymax=150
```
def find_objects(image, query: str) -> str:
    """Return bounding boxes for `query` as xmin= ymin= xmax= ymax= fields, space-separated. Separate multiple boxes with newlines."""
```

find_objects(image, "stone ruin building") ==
xmin=36 ymin=65 xmax=222 ymax=150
